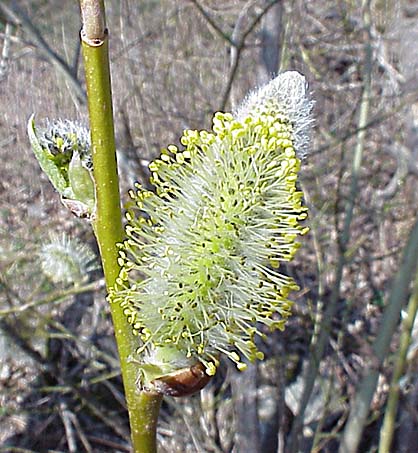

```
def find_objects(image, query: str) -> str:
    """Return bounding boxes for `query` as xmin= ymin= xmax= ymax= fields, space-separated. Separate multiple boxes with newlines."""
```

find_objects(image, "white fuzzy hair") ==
xmin=234 ymin=71 xmax=314 ymax=159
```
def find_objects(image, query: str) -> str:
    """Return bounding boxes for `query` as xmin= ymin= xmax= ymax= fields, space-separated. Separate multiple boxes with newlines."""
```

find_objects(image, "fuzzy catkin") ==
xmin=110 ymin=71 xmax=314 ymax=377
xmin=235 ymin=71 xmax=314 ymax=159
xmin=39 ymin=233 xmax=98 ymax=285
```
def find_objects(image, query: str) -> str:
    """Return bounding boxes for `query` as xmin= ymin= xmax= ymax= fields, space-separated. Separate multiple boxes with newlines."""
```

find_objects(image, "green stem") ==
xmin=79 ymin=2 xmax=162 ymax=452
xmin=339 ymin=216 xmax=418 ymax=453
xmin=378 ymin=275 xmax=418 ymax=453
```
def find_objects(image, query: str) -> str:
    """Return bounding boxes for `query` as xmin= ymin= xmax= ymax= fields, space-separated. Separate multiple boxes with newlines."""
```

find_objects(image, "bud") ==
xmin=28 ymin=116 xmax=95 ymax=218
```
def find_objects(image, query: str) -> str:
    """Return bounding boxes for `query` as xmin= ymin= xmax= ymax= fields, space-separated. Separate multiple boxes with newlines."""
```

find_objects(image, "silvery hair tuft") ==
xmin=235 ymin=71 xmax=314 ymax=159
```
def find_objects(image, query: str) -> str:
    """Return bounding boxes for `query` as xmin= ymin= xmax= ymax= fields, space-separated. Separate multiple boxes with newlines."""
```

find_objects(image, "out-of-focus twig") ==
xmin=189 ymin=0 xmax=280 ymax=110
xmin=378 ymin=274 xmax=418 ymax=453
xmin=373 ymin=143 xmax=409 ymax=206
xmin=0 ymin=21 xmax=12 ymax=80
xmin=0 ymin=2 xmax=86 ymax=102
xmin=339 ymin=216 xmax=418 ymax=452
xmin=257 ymin=1 xmax=283 ymax=84
xmin=288 ymin=1 xmax=373 ymax=451
xmin=0 ymin=279 xmax=104 ymax=316
xmin=221 ymin=0 xmax=280 ymax=110
xmin=0 ymin=318 xmax=47 ymax=367
xmin=59 ymin=400 xmax=78 ymax=453
xmin=188 ymin=0 xmax=237 ymax=46
xmin=86 ymin=435 xmax=131 ymax=452
xmin=313 ymin=85 xmax=418 ymax=156
xmin=232 ymin=363 xmax=260 ymax=452
xmin=43 ymin=316 xmax=120 ymax=369
xmin=68 ymin=409 xmax=94 ymax=453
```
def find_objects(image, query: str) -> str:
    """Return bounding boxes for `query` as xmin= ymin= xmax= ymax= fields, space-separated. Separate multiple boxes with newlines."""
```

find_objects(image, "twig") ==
xmin=77 ymin=390 xmax=131 ymax=441
xmin=0 ymin=21 xmax=12 ymax=80
xmin=59 ymin=400 xmax=78 ymax=453
xmin=314 ymin=88 xmax=418 ymax=156
xmin=0 ymin=280 xmax=104 ymax=316
xmin=220 ymin=0 xmax=279 ymax=110
xmin=42 ymin=316 xmax=120 ymax=369
xmin=102 ymin=378 xmax=128 ymax=408
xmin=190 ymin=0 xmax=279 ymax=110
xmin=68 ymin=411 xmax=94 ymax=453
xmin=339 ymin=216 xmax=418 ymax=452
xmin=188 ymin=0 xmax=236 ymax=46
xmin=227 ymin=1 xmax=254 ymax=110
xmin=87 ymin=435 xmax=131 ymax=452
xmin=378 ymin=276 xmax=418 ymax=453
xmin=0 ymin=449 xmax=38 ymax=453
xmin=373 ymin=143 xmax=410 ymax=205
xmin=287 ymin=1 xmax=373 ymax=450
xmin=0 ymin=2 xmax=86 ymax=102
xmin=0 ymin=318 xmax=48 ymax=367
xmin=1 ymin=270 xmax=117 ymax=370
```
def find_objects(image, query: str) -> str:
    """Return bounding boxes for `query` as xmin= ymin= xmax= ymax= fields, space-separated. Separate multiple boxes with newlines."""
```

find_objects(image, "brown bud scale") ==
xmin=150 ymin=362 xmax=211 ymax=397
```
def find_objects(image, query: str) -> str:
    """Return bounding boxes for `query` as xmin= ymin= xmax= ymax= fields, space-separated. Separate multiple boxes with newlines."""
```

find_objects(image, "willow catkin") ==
xmin=109 ymin=71 xmax=314 ymax=390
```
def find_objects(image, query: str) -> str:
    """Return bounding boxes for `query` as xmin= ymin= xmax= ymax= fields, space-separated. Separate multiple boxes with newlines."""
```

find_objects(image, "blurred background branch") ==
xmin=0 ymin=0 xmax=86 ymax=103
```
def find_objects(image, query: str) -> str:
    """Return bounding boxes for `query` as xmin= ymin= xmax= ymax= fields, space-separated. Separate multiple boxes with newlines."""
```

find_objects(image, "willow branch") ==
xmin=79 ymin=2 xmax=162 ymax=451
